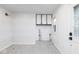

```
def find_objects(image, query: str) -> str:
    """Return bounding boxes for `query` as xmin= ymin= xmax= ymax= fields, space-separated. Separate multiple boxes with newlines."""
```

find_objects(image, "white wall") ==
xmin=13 ymin=13 xmax=38 ymax=44
xmin=52 ymin=4 xmax=76 ymax=54
xmin=0 ymin=8 xmax=12 ymax=51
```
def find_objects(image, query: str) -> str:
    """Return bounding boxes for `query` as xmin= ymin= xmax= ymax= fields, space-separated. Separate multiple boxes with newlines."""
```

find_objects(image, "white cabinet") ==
xmin=37 ymin=15 xmax=41 ymax=24
xmin=36 ymin=14 xmax=52 ymax=25
xmin=47 ymin=15 xmax=52 ymax=24
xmin=42 ymin=15 xmax=46 ymax=24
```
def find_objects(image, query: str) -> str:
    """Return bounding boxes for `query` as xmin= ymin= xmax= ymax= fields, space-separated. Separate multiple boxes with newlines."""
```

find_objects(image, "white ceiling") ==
xmin=0 ymin=4 xmax=60 ymax=14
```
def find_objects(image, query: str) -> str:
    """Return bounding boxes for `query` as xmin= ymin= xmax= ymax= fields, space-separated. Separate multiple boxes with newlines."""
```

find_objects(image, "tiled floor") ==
xmin=0 ymin=40 xmax=60 ymax=54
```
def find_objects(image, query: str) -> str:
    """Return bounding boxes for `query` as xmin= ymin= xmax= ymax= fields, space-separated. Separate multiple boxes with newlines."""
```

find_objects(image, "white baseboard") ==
xmin=0 ymin=40 xmax=12 ymax=52
xmin=13 ymin=41 xmax=36 ymax=45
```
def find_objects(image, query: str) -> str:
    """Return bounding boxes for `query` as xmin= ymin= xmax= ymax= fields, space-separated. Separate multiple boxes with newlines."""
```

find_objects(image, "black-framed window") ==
xmin=36 ymin=14 xmax=52 ymax=26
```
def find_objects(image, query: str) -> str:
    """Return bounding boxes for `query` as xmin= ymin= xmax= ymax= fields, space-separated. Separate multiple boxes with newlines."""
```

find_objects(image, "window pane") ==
xmin=42 ymin=15 xmax=46 ymax=24
xmin=74 ymin=5 xmax=79 ymax=37
xmin=37 ymin=15 xmax=41 ymax=24
xmin=47 ymin=15 xmax=51 ymax=24
xmin=74 ymin=5 xmax=79 ymax=16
